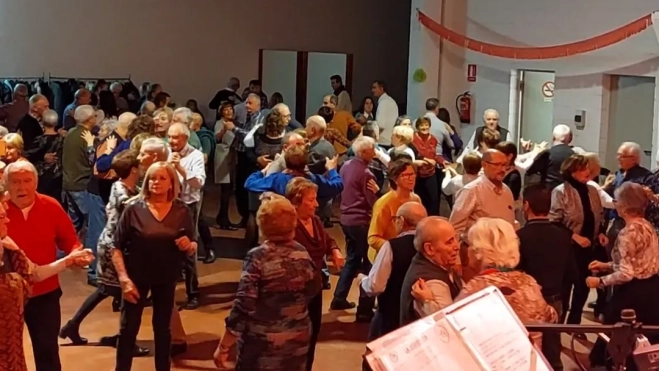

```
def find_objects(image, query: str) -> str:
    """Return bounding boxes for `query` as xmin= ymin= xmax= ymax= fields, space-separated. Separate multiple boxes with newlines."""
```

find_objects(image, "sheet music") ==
xmin=446 ymin=290 xmax=548 ymax=371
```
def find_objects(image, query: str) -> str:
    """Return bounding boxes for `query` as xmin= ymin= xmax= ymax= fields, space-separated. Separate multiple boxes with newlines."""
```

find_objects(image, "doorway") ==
xmin=606 ymin=75 xmax=656 ymax=170
xmin=516 ymin=70 xmax=556 ymax=145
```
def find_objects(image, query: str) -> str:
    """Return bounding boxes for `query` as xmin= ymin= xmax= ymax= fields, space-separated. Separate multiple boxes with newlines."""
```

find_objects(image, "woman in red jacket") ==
xmin=411 ymin=117 xmax=444 ymax=216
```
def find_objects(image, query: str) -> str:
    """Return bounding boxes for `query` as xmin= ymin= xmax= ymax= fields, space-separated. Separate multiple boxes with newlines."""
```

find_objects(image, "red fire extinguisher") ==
xmin=456 ymin=92 xmax=472 ymax=124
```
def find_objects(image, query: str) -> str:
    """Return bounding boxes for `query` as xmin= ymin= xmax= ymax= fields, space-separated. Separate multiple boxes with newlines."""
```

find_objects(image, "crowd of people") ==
xmin=1 ymin=74 xmax=658 ymax=371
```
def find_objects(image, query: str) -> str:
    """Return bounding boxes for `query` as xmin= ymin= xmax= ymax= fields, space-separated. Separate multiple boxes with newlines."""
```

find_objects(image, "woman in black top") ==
xmin=112 ymin=161 xmax=197 ymax=371
xmin=495 ymin=141 xmax=522 ymax=201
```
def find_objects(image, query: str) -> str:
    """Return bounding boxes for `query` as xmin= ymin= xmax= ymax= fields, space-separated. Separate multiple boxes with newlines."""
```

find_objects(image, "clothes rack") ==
xmin=0 ymin=74 xmax=45 ymax=81
xmin=47 ymin=73 xmax=132 ymax=81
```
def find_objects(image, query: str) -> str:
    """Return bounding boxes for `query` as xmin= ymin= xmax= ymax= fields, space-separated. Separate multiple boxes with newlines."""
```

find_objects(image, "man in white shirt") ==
xmin=168 ymin=122 xmax=206 ymax=310
xmin=372 ymin=80 xmax=398 ymax=147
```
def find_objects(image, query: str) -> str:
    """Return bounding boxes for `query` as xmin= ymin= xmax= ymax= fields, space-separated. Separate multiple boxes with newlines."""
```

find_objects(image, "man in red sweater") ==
xmin=5 ymin=161 xmax=83 ymax=371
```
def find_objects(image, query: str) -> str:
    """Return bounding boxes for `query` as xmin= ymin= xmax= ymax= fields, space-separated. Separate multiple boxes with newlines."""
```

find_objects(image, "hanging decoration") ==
xmin=417 ymin=10 xmax=654 ymax=60
xmin=412 ymin=68 xmax=427 ymax=82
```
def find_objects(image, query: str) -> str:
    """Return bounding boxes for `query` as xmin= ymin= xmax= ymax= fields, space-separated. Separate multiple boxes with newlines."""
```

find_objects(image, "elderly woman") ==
xmin=250 ymin=108 xmax=288 ymax=167
xmin=394 ymin=115 xmax=412 ymax=127
xmin=587 ymin=182 xmax=659 ymax=368
xmin=112 ymin=162 xmax=197 ymax=370
xmin=550 ymin=154 xmax=606 ymax=326
xmin=3 ymin=133 xmax=27 ymax=164
xmin=213 ymin=196 xmax=321 ymax=371
xmin=24 ymin=109 xmax=64 ymax=202
xmin=214 ymin=102 xmax=238 ymax=230
xmin=455 ymin=217 xmax=557 ymax=323
xmin=411 ymin=117 xmax=444 ymax=216
xmin=285 ymin=178 xmax=345 ymax=371
xmin=388 ymin=125 xmax=417 ymax=161
xmin=153 ymin=107 xmax=173 ymax=138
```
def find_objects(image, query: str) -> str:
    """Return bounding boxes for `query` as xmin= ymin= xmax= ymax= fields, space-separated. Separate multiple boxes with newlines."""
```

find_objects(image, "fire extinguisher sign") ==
xmin=467 ymin=64 xmax=477 ymax=82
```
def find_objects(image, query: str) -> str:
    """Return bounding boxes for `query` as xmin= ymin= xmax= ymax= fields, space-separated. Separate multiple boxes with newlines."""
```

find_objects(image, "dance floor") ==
xmin=23 ymin=188 xmax=597 ymax=370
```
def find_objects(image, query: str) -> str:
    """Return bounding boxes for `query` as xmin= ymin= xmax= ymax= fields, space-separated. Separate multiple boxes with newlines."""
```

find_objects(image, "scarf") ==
xmin=565 ymin=175 xmax=595 ymax=242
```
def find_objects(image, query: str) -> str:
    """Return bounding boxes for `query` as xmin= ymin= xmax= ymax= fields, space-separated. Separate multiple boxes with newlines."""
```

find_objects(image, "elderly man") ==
xmin=110 ymin=82 xmax=129 ymax=114
xmin=224 ymin=93 xmax=265 ymax=227
xmin=265 ymin=131 xmax=306 ymax=176
xmin=63 ymin=89 xmax=92 ymax=130
xmin=17 ymin=94 xmax=49 ymax=149
xmin=450 ymin=149 xmax=516 ymax=236
xmin=423 ymin=98 xmax=454 ymax=156
xmin=168 ymin=123 xmax=206 ymax=308
xmin=372 ymin=81 xmax=399 ymax=147
xmin=322 ymin=94 xmax=358 ymax=155
xmin=271 ymin=102 xmax=302 ymax=131
xmin=347 ymin=121 xmax=388 ymax=191
xmin=331 ymin=137 xmax=379 ymax=318
xmin=209 ymin=77 xmax=242 ymax=120
xmin=400 ymin=216 xmax=462 ymax=325
xmin=5 ymin=161 xmax=85 ymax=371
xmin=526 ymin=124 xmax=576 ymax=189
xmin=0 ymin=83 xmax=29 ymax=132
xmin=361 ymin=201 xmax=427 ymax=338
xmin=62 ymin=105 xmax=104 ymax=285
xmin=172 ymin=107 xmax=202 ymax=150
xmin=139 ymin=100 xmax=156 ymax=116
xmin=464 ymin=109 xmax=512 ymax=151
xmin=306 ymin=115 xmax=338 ymax=227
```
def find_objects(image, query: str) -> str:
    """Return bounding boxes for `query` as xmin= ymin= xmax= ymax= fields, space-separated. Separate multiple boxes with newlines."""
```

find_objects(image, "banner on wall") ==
xmin=417 ymin=10 xmax=655 ymax=59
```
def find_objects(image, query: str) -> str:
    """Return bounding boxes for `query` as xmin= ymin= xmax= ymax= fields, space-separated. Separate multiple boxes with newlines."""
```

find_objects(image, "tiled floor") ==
xmin=23 ymin=189 xmax=599 ymax=370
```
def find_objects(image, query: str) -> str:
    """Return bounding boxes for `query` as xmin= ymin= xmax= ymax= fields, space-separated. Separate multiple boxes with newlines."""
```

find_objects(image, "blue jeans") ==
xmin=334 ymin=225 xmax=372 ymax=302
xmin=65 ymin=190 xmax=88 ymax=233
xmin=85 ymin=193 xmax=107 ymax=280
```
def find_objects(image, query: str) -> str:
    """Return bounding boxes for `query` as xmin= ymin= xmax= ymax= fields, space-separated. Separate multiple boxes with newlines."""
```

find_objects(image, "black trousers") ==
xmin=414 ymin=174 xmax=440 ymax=216
xmin=116 ymin=281 xmax=177 ymax=371
xmin=235 ymin=152 xmax=254 ymax=222
xmin=70 ymin=284 xmax=120 ymax=325
xmin=216 ymin=183 xmax=233 ymax=224
xmin=562 ymin=246 xmax=593 ymax=324
xmin=307 ymin=292 xmax=323 ymax=371
xmin=25 ymin=289 xmax=63 ymax=371
xmin=542 ymin=294 xmax=564 ymax=371
xmin=184 ymin=202 xmax=201 ymax=298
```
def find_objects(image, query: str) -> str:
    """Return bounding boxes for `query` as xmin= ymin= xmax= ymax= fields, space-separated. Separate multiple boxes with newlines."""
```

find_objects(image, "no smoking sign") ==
xmin=542 ymin=81 xmax=555 ymax=98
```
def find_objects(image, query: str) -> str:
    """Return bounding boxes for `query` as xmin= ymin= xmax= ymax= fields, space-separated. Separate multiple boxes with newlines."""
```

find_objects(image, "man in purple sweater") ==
xmin=331 ymin=136 xmax=380 ymax=322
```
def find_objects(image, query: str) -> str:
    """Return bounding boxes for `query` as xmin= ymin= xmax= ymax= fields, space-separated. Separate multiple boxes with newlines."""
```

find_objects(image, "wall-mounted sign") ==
xmin=467 ymin=64 xmax=477 ymax=82
xmin=541 ymin=81 xmax=555 ymax=102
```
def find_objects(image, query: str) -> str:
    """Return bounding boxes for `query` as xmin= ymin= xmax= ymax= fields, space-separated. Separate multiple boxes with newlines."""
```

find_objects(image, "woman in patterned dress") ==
xmin=214 ymin=195 xmax=322 ymax=371
xmin=58 ymin=149 xmax=149 ymax=356
xmin=0 ymin=200 xmax=93 ymax=371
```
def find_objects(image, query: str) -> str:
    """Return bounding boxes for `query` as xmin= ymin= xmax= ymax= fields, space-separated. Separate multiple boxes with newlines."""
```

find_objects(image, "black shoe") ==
xmin=203 ymin=250 xmax=216 ymax=264
xmin=236 ymin=219 xmax=248 ymax=229
xmin=111 ymin=297 xmax=121 ymax=313
xmin=133 ymin=345 xmax=150 ymax=357
xmin=322 ymin=280 xmax=331 ymax=290
xmin=587 ymin=301 xmax=597 ymax=309
xmin=59 ymin=321 xmax=88 ymax=345
xmin=99 ymin=335 xmax=118 ymax=347
xmin=330 ymin=300 xmax=356 ymax=310
xmin=218 ymin=223 xmax=239 ymax=231
xmin=183 ymin=297 xmax=200 ymax=310
xmin=171 ymin=342 xmax=188 ymax=357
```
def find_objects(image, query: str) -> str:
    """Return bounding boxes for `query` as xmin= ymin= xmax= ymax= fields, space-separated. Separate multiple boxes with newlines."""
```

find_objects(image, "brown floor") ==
xmin=23 ymin=188 xmax=597 ymax=370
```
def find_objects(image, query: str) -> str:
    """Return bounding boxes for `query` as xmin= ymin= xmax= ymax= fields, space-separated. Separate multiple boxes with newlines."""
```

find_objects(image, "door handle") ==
xmin=644 ymin=150 xmax=652 ymax=156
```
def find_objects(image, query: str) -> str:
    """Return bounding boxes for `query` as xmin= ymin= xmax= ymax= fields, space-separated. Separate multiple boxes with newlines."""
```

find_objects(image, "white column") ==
xmin=507 ymin=70 xmax=519 ymax=143
xmin=652 ymin=13 xmax=659 ymax=169
xmin=406 ymin=0 xmax=442 ymax=117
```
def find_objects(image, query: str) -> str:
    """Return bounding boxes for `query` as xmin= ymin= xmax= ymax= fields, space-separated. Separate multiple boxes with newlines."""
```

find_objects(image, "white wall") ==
xmin=461 ymin=0 xmax=659 ymax=156
xmin=0 ymin=0 xmax=411 ymax=117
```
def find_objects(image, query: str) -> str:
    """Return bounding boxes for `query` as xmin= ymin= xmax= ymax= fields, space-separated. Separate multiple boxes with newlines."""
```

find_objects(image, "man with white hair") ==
xmin=17 ymin=94 xmax=49 ymax=149
xmin=264 ymin=131 xmax=306 ymax=176
xmin=464 ymin=109 xmax=511 ymax=151
xmin=0 ymin=83 xmax=29 ymax=132
xmin=4 ymin=161 xmax=86 ymax=371
xmin=173 ymin=107 xmax=202 ymax=150
xmin=62 ymin=104 xmax=103 ymax=284
xmin=361 ymin=202 xmax=428 ymax=338
xmin=168 ymin=122 xmax=207 ymax=308
xmin=400 ymin=216 xmax=462 ymax=325
xmin=271 ymin=102 xmax=302 ymax=130
xmin=526 ymin=124 xmax=577 ymax=189
xmin=331 ymin=136 xmax=379 ymax=318
xmin=306 ymin=115 xmax=336 ymax=175
xmin=110 ymin=82 xmax=128 ymax=114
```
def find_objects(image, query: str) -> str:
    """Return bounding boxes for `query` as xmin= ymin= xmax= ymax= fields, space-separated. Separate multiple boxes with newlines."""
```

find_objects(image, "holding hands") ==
xmin=175 ymin=235 xmax=197 ymax=256
xmin=65 ymin=249 xmax=95 ymax=267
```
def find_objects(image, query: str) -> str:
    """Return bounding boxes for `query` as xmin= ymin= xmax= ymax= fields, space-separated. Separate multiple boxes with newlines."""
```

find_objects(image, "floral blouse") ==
xmin=456 ymin=270 xmax=558 ymax=324
xmin=602 ymin=218 xmax=659 ymax=286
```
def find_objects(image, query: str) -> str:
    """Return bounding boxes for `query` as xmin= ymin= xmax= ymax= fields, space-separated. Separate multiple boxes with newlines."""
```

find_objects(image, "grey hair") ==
xmin=483 ymin=108 xmax=499 ymax=120
xmin=392 ymin=125 xmax=414 ymax=144
xmin=42 ymin=109 xmax=59 ymax=126
xmin=413 ymin=217 xmax=445 ymax=253
xmin=283 ymin=131 xmax=303 ymax=145
xmin=620 ymin=142 xmax=641 ymax=161
xmin=397 ymin=202 xmax=428 ymax=228
xmin=352 ymin=136 xmax=375 ymax=157
xmin=140 ymin=137 xmax=169 ymax=161
xmin=324 ymin=94 xmax=338 ymax=106
xmin=0 ymin=126 xmax=8 ymax=138
xmin=4 ymin=160 xmax=38 ymax=183
xmin=110 ymin=82 xmax=123 ymax=93
xmin=362 ymin=121 xmax=380 ymax=140
xmin=272 ymin=103 xmax=289 ymax=114
xmin=306 ymin=115 xmax=327 ymax=132
xmin=140 ymin=101 xmax=156 ymax=115
xmin=74 ymin=105 xmax=95 ymax=123
xmin=552 ymin=124 xmax=572 ymax=143
xmin=172 ymin=107 xmax=193 ymax=125
xmin=394 ymin=115 xmax=411 ymax=127
xmin=117 ymin=112 xmax=136 ymax=130
xmin=168 ymin=122 xmax=190 ymax=138
xmin=467 ymin=218 xmax=519 ymax=268
xmin=29 ymin=94 xmax=47 ymax=106
xmin=614 ymin=182 xmax=649 ymax=216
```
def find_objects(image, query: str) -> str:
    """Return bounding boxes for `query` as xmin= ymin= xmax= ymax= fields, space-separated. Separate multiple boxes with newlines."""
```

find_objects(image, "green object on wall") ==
xmin=412 ymin=68 xmax=427 ymax=83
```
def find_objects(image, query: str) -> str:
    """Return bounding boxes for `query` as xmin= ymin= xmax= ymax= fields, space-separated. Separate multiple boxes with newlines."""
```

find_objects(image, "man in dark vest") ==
xmin=360 ymin=202 xmax=428 ymax=341
xmin=526 ymin=124 xmax=578 ymax=189
xmin=400 ymin=217 xmax=463 ymax=326
xmin=465 ymin=108 xmax=511 ymax=151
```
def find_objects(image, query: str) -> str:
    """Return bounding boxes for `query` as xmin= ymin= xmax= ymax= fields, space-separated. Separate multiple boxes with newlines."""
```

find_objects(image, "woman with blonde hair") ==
xmin=214 ymin=195 xmax=321 ymax=371
xmin=3 ymin=133 xmax=27 ymax=164
xmin=153 ymin=107 xmax=174 ymax=138
xmin=111 ymin=161 xmax=197 ymax=370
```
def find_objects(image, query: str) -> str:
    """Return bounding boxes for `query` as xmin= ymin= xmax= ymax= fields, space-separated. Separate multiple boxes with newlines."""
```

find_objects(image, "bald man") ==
xmin=0 ymin=83 xmax=29 ymax=132
xmin=465 ymin=109 xmax=512 ymax=151
xmin=361 ymin=202 xmax=427 ymax=338
xmin=449 ymin=149 xmax=515 ymax=236
xmin=400 ymin=217 xmax=462 ymax=326
xmin=63 ymin=89 xmax=92 ymax=130
xmin=17 ymin=94 xmax=49 ymax=149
